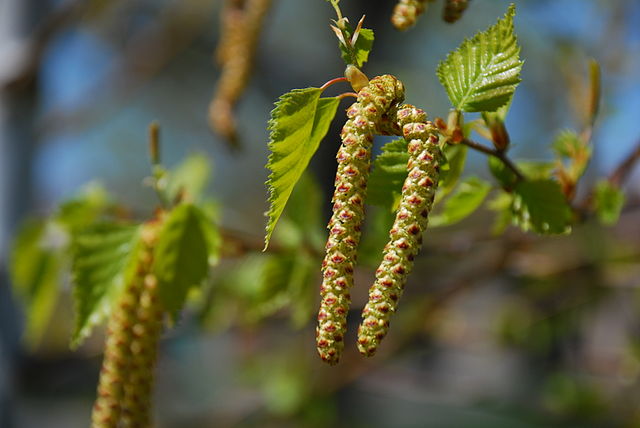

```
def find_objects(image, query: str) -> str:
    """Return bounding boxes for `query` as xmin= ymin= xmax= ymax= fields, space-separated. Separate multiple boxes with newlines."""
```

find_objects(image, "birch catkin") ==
xmin=91 ymin=269 xmax=145 ymax=428
xmin=357 ymin=105 xmax=442 ymax=357
xmin=317 ymin=75 xmax=405 ymax=365
xmin=443 ymin=0 xmax=470 ymax=23
xmin=91 ymin=222 xmax=164 ymax=428
xmin=391 ymin=0 xmax=432 ymax=31
xmin=209 ymin=0 xmax=273 ymax=145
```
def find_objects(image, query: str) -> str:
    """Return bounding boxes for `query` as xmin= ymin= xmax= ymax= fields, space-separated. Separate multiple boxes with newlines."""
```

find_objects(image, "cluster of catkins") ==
xmin=317 ymin=75 xmax=443 ymax=364
xmin=392 ymin=0 xmax=470 ymax=31
xmin=91 ymin=222 xmax=164 ymax=428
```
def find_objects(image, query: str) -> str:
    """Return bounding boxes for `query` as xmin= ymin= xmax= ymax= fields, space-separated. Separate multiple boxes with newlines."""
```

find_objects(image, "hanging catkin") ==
xmin=91 ymin=265 xmax=145 ymax=428
xmin=317 ymin=75 xmax=405 ymax=365
xmin=209 ymin=0 xmax=273 ymax=146
xmin=443 ymin=0 xmax=470 ymax=23
xmin=357 ymin=105 xmax=442 ymax=357
xmin=391 ymin=0 xmax=433 ymax=31
xmin=120 ymin=223 xmax=164 ymax=427
xmin=91 ymin=222 xmax=164 ymax=428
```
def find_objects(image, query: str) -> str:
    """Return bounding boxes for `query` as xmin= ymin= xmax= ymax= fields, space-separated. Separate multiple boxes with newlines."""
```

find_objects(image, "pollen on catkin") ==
xmin=317 ymin=75 xmax=405 ymax=365
xmin=443 ymin=0 xmax=470 ymax=23
xmin=121 ymin=223 xmax=164 ymax=428
xmin=391 ymin=0 xmax=432 ymax=31
xmin=357 ymin=105 xmax=442 ymax=357
xmin=91 ymin=270 xmax=144 ymax=428
xmin=90 ymin=221 xmax=164 ymax=428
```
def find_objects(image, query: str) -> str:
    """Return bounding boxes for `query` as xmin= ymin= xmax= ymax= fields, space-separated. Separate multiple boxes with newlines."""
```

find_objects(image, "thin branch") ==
xmin=609 ymin=140 xmax=640 ymax=188
xmin=320 ymin=76 xmax=348 ymax=91
xmin=461 ymin=138 xmax=525 ymax=181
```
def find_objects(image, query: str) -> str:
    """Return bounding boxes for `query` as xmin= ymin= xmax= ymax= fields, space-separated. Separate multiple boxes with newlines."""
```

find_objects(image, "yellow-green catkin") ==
xmin=357 ymin=105 xmax=442 ymax=357
xmin=391 ymin=0 xmax=433 ymax=31
xmin=91 ymin=222 xmax=164 ymax=428
xmin=443 ymin=0 xmax=470 ymax=23
xmin=121 ymin=223 xmax=164 ymax=428
xmin=91 ymin=267 xmax=145 ymax=428
xmin=209 ymin=0 xmax=273 ymax=145
xmin=317 ymin=75 xmax=405 ymax=365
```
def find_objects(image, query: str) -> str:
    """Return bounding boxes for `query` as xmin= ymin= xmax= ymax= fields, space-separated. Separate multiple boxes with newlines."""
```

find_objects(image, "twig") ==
xmin=461 ymin=138 xmax=525 ymax=181
xmin=320 ymin=77 xmax=348 ymax=91
xmin=609 ymin=140 xmax=640 ymax=188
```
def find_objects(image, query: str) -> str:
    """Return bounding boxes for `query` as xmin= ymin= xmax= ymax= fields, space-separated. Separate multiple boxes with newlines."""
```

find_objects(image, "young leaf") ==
xmin=265 ymin=88 xmax=341 ymax=249
xmin=153 ymin=204 xmax=215 ymax=317
xmin=593 ymin=180 xmax=625 ymax=226
xmin=338 ymin=25 xmax=374 ymax=67
xmin=553 ymin=130 xmax=583 ymax=158
xmin=430 ymin=176 xmax=491 ymax=227
xmin=367 ymin=138 xmax=409 ymax=208
xmin=517 ymin=160 xmax=556 ymax=180
xmin=56 ymin=182 xmax=113 ymax=233
xmin=512 ymin=179 xmax=572 ymax=235
xmin=274 ymin=173 xmax=325 ymax=251
xmin=10 ymin=219 xmax=65 ymax=348
xmin=71 ymin=223 xmax=141 ymax=348
xmin=165 ymin=153 xmax=212 ymax=203
xmin=487 ymin=191 xmax=513 ymax=235
xmin=488 ymin=156 xmax=518 ymax=188
xmin=437 ymin=4 xmax=523 ymax=112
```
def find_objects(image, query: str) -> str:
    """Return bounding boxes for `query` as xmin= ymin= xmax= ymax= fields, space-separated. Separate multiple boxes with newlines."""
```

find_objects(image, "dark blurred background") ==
xmin=1 ymin=0 xmax=639 ymax=426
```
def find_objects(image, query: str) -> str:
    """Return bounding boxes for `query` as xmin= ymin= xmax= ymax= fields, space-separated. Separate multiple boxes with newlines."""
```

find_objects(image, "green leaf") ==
xmin=437 ymin=4 xmax=523 ymax=112
xmin=71 ymin=223 xmax=141 ymax=347
xmin=489 ymin=157 xmax=555 ymax=187
xmin=552 ymin=130 xmax=591 ymax=181
xmin=517 ymin=160 xmax=556 ymax=180
xmin=154 ymin=204 xmax=214 ymax=317
xmin=487 ymin=191 xmax=513 ymax=235
xmin=56 ymin=182 xmax=112 ymax=232
xmin=430 ymin=177 xmax=492 ymax=227
xmin=265 ymin=88 xmax=341 ymax=249
xmin=204 ymin=252 xmax=316 ymax=328
xmin=488 ymin=156 xmax=518 ymax=188
xmin=593 ymin=180 xmax=625 ymax=226
xmin=436 ymin=144 xmax=468 ymax=202
xmin=165 ymin=153 xmax=212 ymax=203
xmin=367 ymin=138 xmax=409 ymax=208
xmin=511 ymin=179 xmax=572 ymax=235
xmin=10 ymin=219 xmax=65 ymax=348
xmin=552 ymin=130 xmax=583 ymax=158
xmin=368 ymin=139 xmax=468 ymax=209
xmin=339 ymin=25 xmax=374 ymax=67
xmin=358 ymin=207 xmax=396 ymax=267
xmin=482 ymin=98 xmax=512 ymax=123
xmin=274 ymin=173 xmax=325 ymax=251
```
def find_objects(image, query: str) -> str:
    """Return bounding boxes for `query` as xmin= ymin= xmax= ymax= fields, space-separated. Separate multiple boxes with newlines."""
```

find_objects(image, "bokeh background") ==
xmin=1 ymin=0 xmax=640 ymax=426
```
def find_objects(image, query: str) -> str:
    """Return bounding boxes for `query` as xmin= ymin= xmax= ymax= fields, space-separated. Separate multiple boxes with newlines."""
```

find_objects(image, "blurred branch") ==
xmin=609 ymin=140 xmax=640 ymax=188
xmin=577 ymin=138 xmax=640 ymax=216
xmin=462 ymin=138 xmax=525 ymax=181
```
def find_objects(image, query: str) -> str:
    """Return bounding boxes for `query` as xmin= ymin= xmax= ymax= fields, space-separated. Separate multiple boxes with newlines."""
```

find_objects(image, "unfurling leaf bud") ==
xmin=345 ymin=65 xmax=369 ymax=92
xmin=484 ymin=114 xmax=510 ymax=151
xmin=357 ymin=105 xmax=442 ymax=357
